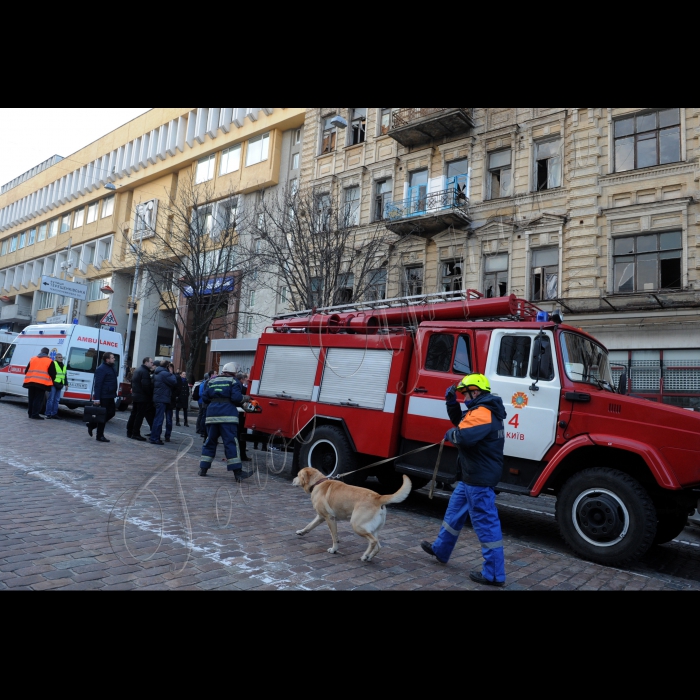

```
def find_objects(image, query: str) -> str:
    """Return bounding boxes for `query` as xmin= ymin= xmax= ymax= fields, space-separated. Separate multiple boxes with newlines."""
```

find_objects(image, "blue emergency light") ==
xmin=537 ymin=312 xmax=550 ymax=323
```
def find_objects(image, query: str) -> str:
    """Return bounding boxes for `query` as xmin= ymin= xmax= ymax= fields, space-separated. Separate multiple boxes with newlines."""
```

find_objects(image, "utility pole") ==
xmin=53 ymin=239 xmax=73 ymax=318
xmin=124 ymin=222 xmax=144 ymax=367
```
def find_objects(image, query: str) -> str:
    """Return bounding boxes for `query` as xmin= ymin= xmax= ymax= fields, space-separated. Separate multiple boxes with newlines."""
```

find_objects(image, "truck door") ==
xmin=403 ymin=330 xmax=476 ymax=445
xmin=485 ymin=330 xmax=560 ymax=462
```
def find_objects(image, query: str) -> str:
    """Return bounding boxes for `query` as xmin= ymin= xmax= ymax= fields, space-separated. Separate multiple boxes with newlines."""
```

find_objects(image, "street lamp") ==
xmin=104 ymin=183 xmax=117 ymax=191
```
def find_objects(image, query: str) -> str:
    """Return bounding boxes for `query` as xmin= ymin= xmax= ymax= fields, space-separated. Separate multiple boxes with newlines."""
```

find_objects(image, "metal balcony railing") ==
xmin=390 ymin=107 xmax=473 ymax=130
xmin=385 ymin=187 xmax=469 ymax=223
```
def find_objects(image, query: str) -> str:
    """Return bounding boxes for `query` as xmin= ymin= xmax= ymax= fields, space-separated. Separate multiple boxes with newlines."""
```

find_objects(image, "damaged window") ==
xmin=350 ymin=108 xmax=367 ymax=146
xmin=487 ymin=150 xmax=512 ymax=200
xmin=321 ymin=117 xmax=337 ymax=154
xmin=442 ymin=260 xmax=463 ymax=293
xmin=535 ymin=139 xmax=562 ymax=191
xmin=403 ymin=266 xmax=424 ymax=297
xmin=531 ymin=247 xmax=559 ymax=302
xmin=613 ymin=231 xmax=682 ymax=293
xmin=484 ymin=254 xmax=508 ymax=298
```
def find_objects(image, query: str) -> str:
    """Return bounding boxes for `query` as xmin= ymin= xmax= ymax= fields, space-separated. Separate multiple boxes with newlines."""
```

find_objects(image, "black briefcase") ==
xmin=85 ymin=403 xmax=107 ymax=425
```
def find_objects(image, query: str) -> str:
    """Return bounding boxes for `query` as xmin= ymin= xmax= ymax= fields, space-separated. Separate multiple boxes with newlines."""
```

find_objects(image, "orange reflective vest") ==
xmin=23 ymin=356 xmax=54 ymax=388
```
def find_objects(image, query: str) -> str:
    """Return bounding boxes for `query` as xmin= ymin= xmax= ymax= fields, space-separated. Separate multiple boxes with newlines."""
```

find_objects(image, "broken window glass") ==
xmin=350 ymin=108 xmax=367 ymax=146
xmin=613 ymin=232 xmax=683 ymax=293
xmin=488 ymin=150 xmax=512 ymax=199
xmin=535 ymin=139 xmax=562 ymax=191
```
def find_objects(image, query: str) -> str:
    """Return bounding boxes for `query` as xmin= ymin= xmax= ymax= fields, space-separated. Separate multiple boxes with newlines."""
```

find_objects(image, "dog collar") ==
xmin=310 ymin=478 xmax=330 ymax=494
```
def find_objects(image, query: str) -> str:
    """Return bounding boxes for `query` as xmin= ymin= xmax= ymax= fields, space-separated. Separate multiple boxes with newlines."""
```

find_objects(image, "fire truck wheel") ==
xmin=299 ymin=426 xmax=367 ymax=487
xmin=653 ymin=510 xmax=689 ymax=546
xmin=556 ymin=468 xmax=657 ymax=566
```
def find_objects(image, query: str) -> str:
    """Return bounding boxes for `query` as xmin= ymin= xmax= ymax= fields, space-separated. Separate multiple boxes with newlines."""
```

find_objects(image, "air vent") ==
xmin=609 ymin=404 xmax=622 ymax=415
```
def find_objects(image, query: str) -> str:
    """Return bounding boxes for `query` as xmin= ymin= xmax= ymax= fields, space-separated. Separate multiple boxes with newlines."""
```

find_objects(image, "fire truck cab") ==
xmin=249 ymin=291 xmax=700 ymax=566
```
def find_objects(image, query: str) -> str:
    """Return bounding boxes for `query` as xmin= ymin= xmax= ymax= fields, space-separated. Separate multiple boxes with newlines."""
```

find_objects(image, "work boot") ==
xmin=469 ymin=571 xmax=506 ymax=588
xmin=421 ymin=541 xmax=448 ymax=564
xmin=233 ymin=469 xmax=253 ymax=483
xmin=198 ymin=468 xmax=209 ymax=477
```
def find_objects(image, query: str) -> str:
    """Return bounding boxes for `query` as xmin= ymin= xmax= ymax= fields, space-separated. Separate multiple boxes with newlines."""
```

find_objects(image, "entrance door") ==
xmin=485 ymin=330 xmax=560 ymax=462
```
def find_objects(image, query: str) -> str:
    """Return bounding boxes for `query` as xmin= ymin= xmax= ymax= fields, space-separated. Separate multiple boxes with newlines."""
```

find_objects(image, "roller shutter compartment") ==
xmin=258 ymin=346 xmax=319 ymax=400
xmin=319 ymin=348 xmax=393 ymax=410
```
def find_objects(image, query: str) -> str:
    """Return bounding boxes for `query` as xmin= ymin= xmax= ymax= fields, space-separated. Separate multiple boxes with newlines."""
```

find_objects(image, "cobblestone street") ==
xmin=1 ymin=397 xmax=699 ymax=591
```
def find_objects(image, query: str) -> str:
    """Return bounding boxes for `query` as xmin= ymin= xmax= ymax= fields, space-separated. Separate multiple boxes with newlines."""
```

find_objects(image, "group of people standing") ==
xmin=126 ymin=357 xmax=191 ymax=445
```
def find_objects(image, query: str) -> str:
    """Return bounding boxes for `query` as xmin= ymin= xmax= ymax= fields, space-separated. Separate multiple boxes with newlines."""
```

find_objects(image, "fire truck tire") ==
xmin=556 ymin=468 xmax=657 ymax=566
xmin=299 ymin=426 xmax=366 ymax=487
xmin=653 ymin=511 xmax=689 ymax=546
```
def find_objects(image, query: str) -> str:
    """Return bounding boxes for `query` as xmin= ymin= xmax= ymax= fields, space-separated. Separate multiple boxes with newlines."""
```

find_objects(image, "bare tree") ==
xmin=125 ymin=172 xmax=256 ymax=382
xmin=244 ymin=186 xmax=401 ymax=313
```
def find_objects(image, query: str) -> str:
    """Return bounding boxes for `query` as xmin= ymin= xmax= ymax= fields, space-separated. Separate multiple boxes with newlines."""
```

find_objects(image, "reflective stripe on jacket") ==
xmin=23 ymin=356 xmax=54 ymax=388
xmin=203 ymin=376 xmax=243 ymax=425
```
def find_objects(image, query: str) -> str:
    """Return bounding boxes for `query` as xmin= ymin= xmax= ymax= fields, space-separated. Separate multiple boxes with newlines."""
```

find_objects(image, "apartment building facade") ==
xmin=300 ymin=107 xmax=700 ymax=411
xmin=0 ymin=107 xmax=305 ymax=376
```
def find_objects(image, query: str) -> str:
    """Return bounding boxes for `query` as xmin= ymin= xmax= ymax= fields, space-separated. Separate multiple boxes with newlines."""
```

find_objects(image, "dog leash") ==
xmin=330 ymin=441 xmax=447 ymax=500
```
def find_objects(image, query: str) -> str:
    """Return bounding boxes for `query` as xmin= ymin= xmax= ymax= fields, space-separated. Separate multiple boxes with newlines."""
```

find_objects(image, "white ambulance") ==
xmin=0 ymin=324 xmax=125 ymax=411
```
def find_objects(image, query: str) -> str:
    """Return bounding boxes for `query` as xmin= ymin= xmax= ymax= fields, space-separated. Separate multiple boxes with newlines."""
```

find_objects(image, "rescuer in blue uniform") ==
xmin=198 ymin=363 xmax=252 ymax=482
xmin=421 ymin=374 xmax=508 ymax=588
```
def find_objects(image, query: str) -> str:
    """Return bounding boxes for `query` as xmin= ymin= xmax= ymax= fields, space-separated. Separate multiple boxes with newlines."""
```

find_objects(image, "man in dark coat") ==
xmin=89 ymin=353 xmax=119 ymax=443
xmin=175 ymin=372 xmax=190 ymax=427
xmin=126 ymin=357 xmax=154 ymax=441
xmin=150 ymin=361 xmax=177 ymax=445
xmin=421 ymin=374 xmax=508 ymax=587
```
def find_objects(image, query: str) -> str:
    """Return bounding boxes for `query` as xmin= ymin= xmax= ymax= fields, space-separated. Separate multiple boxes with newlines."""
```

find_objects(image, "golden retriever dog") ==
xmin=293 ymin=468 xmax=412 ymax=562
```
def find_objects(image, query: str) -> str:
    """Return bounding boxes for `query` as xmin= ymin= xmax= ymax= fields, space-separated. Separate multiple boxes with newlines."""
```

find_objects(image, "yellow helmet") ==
xmin=457 ymin=374 xmax=491 ymax=394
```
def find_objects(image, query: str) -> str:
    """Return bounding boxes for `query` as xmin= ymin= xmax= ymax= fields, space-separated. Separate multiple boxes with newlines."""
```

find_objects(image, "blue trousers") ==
xmin=46 ymin=386 xmax=62 ymax=417
xmin=433 ymin=482 xmax=506 ymax=583
xmin=200 ymin=423 xmax=241 ymax=472
xmin=151 ymin=403 xmax=172 ymax=443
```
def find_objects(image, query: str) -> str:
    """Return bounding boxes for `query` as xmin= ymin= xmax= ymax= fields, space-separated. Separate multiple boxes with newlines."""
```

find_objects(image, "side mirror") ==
xmin=617 ymin=370 xmax=628 ymax=396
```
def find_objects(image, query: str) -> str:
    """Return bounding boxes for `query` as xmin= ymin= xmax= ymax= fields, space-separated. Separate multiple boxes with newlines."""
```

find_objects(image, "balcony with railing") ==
xmin=389 ymin=108 xmax=475 ymax=147
xmin=384 ymin=177 xmax=471 ymax=236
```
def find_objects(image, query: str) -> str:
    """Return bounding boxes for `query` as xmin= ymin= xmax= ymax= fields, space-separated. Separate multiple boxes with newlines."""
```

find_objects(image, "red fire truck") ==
xmin=248 ymin=291 xmax=700 ymax=566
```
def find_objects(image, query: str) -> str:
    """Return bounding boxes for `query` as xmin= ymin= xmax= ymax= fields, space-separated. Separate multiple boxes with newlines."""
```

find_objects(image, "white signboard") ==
xmin=46 ymin=315 xmax=68 ymax=324
xmin=41 ymin=276 xmax=88 ymax=301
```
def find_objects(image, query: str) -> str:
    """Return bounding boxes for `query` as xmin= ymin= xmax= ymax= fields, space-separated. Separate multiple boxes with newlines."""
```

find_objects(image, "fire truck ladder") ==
xmin=273 ymin=289 xmax=485 ymax=322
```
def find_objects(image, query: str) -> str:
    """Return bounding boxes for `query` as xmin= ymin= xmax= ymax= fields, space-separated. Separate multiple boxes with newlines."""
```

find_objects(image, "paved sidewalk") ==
xmin=0 ymin=400 xmax=697 ymax=591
